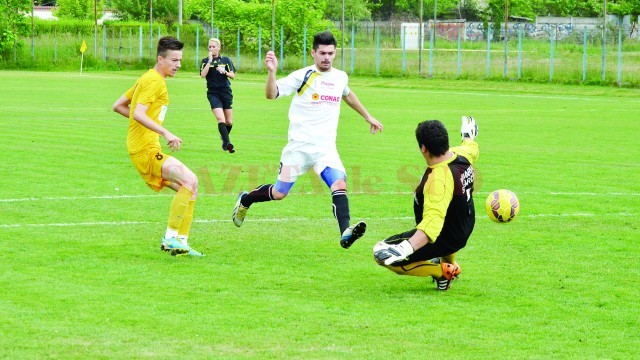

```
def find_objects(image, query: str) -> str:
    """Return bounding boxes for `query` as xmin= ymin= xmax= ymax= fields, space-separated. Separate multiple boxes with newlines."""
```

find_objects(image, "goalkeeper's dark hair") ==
xmin=416 ymin=120 xmax=449 ymax=156
xmin=313 ymin=31 xmax=337 ymax=50
xmin=157 ymin=37 xmax=184 ymax=57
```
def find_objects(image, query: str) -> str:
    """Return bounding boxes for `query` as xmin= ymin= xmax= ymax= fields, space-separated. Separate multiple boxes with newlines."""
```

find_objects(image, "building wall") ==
xmin=31 ymin=6 xmax=117 ymax=24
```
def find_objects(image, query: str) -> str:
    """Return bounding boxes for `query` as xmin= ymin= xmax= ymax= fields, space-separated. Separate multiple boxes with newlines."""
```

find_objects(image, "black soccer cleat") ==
xmin=222 ymin=142 xmax=235 ymax=153
xmin=340 ymin=221 xmax=367 ymax=249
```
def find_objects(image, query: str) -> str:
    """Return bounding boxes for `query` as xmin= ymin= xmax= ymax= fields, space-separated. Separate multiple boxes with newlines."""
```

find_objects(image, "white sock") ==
xmin=178 ymin=235 xmax=188 ymax=246
xmin=164 ymin=228 xmax=179 ymax=239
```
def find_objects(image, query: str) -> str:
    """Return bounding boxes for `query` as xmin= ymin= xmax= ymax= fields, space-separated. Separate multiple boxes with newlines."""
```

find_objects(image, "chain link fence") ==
xmin=3 ymin=19 xmax=639 ymax=86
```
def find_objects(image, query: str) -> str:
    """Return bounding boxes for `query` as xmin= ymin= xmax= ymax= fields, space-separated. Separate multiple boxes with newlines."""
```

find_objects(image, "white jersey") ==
xmin=276 ymin=65 xmax=351 ymax=149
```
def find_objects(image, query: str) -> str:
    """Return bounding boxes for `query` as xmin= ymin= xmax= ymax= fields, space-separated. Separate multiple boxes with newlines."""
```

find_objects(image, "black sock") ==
xmin=332 ymin=190 xmax=350 ymax=234
xmin=242 ymin=184 xmax=274 ymax=207
xmin=226 ymin=124 xmax=233 ymax=134
xmin=218 ymin=123 xmax=230 ymax=144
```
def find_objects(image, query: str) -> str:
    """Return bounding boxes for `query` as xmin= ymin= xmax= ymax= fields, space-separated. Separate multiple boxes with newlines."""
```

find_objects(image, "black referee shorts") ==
xmin=207 ymin=89 xmax=233 ymax=110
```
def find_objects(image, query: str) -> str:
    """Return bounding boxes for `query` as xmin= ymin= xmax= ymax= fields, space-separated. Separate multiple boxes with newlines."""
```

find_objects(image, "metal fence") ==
xmin=3 ymin=20 xmax=640 ymax=86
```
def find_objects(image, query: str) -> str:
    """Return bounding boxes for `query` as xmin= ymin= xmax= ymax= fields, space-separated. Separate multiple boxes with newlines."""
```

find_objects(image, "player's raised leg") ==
xmin=232 ymin=183 xmax=289 ymax=227
xmin=233 ymin=156 xmax=301 ymax=227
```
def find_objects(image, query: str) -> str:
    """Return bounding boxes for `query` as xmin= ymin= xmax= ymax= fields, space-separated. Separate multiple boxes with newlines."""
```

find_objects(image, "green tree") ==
xmin=607 ymin=0 xmax=640 ymax=17
xmin=325 ymin=0 xmax=374 ymax=22
xmin=187 ymin=0 xmax=334 ymax=55
xmin=507 ymin=0 xmax=536 ymax=19
xmin=0 ymin=0 xmax=30 ymax=59
xmin=485 ymin=0 xmax=504 ymax=40
xmin=371 ymin=0 xmax=461 ymax=20
xmin=455 ymin=0 xmax=483 ymax=21
xmin=530 ymin=0 xmax=602 ymax=17
xmin=111 ymin=0 xmax=180 ymax=27
xmin=55 ymin=0 xmax=102 ymax=20
xmin=576 ymin=0 xmax=604 ymax=16
xmin=483 ymin=0 xmax=532 ymax=40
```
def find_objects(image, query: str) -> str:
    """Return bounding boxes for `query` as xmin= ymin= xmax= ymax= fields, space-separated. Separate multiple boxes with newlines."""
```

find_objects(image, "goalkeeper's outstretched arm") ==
xmin=456 ymin=116 xmax=479 ymax=164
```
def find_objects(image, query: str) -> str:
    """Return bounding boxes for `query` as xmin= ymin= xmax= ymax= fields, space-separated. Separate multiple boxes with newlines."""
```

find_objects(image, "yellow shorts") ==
xmin=129 ymin=148 xmax=172 ymax=192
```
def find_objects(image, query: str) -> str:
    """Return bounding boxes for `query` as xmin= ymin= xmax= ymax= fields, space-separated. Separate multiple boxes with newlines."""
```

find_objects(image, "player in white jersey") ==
xmin=232 ymin=31 xmax=383 ymax=249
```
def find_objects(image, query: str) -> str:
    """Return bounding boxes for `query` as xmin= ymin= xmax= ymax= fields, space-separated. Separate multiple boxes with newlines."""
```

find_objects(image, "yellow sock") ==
xmin=385 ymin=260 xmax=443 ymax=278
xmin=442 ymin=253 xmax=457 ymax=264
xmin=178 ymin=199 xmax=196 ymax=243
xmin=167 ymin=187 xmax=193 ymax=234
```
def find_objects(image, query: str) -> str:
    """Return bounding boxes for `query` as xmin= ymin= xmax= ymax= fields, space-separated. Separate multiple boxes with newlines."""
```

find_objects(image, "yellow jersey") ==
xmin=125 ymin=69 xmax=169 ymax=155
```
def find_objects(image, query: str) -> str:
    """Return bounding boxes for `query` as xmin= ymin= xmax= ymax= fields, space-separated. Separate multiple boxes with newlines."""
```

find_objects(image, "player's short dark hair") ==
xmin=313 ymin=31 xmax=337 ymax=50
xmin=416 ymin=120 xmax=449 ymax=156
xmin=157 ymin=37 xmax=184 ymax=57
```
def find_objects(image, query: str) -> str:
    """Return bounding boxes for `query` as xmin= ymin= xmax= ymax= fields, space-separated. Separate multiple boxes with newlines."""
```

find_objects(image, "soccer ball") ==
xmin=485 ymin=189 xmax=520 ymax=223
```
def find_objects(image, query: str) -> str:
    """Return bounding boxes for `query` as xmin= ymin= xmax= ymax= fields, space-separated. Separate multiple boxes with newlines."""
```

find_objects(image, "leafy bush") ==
xmin=103 ymin=20 xmax=168 ymax=34
xmin=32 ymin=18 xmax=95 ymax=36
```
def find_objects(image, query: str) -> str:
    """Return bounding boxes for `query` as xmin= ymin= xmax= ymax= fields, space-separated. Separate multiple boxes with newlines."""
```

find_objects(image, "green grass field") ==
xmin=1 ymin=70 xmax=638 ymax=359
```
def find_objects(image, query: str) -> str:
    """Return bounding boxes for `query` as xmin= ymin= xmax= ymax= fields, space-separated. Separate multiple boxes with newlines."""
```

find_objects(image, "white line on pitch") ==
xmin=1 ymin=213 xmax=636 ymax=229
xmin=1 ymin=191 xmax=639 ymax=203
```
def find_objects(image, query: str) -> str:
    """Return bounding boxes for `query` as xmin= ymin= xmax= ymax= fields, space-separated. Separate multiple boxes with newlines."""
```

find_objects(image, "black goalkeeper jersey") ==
xmin=413 ymin=140 xmax=478 ymax=250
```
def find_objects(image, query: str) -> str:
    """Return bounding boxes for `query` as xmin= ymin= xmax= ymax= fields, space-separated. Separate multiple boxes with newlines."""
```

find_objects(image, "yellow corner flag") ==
xmin=80 ymin=40 xmax=87 ymax=74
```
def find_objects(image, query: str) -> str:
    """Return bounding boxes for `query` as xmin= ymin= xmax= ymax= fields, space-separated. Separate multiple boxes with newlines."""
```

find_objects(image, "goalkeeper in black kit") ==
xmin=373 ymin=116 xmax=479 ymax=290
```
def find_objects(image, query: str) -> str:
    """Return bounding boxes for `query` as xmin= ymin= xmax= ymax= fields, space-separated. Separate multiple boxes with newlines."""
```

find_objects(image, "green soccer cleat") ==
xmin=173 ymin=246 xmax=206 ymax=257
xmin=186 ymin=248 xmax=205 ymax=256
xmin=232 ymin=191 xmax=249 ymax=227
xmin=160 ymin=237 xmax=190 ymax=255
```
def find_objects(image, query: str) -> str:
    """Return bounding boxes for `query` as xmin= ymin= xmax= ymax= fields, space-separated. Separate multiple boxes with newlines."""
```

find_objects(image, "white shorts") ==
xmin=276 ymin=142 xmax=346 ymax=193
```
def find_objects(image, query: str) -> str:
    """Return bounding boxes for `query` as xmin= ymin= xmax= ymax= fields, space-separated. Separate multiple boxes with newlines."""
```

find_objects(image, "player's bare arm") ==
xmin=265 ymin=51 xmax=279 ymax=99
xmin=133 ymin=103 xmax=182 ymax=151
xmin=343 ymin=91 xmax=383 ymax=134
xmin=408 ymin=229 xmax=430 ymax=249
xmin=112 ymin=95 xmax=131 ymax=118
xmin=223 ymin=69 xmax=236 ymax=80
xmin=200 ymin=51 xmax=213 ymax=77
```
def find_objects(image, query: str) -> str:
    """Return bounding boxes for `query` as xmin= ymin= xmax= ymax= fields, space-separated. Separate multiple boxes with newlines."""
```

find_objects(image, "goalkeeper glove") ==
xmin=461 ymin=116 xmax=478 ymax=141
xmin=373 ymin=240 xmax=414 ymax=266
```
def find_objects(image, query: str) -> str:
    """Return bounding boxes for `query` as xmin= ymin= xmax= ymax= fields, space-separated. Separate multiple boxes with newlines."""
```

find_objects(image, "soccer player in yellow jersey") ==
xmin=112 ymin=37 xmax=203 ymax=257
xmin=373 ymin=116 xmax=479 ymax=290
